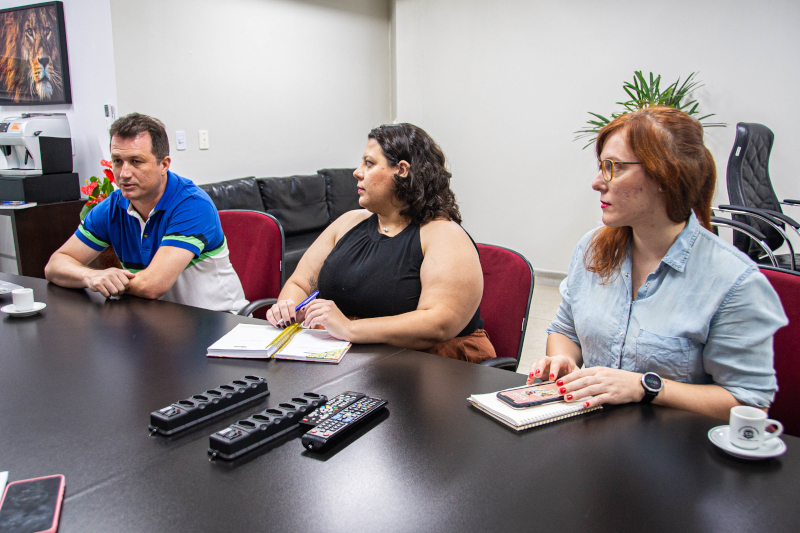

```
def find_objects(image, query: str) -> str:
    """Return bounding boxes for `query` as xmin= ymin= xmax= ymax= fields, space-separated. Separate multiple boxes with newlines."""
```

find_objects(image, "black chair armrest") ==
xmin=782 ymin=199 xmax=800 ymax=206
xmin=717 ymin=205 xmax=785 ymax=227
xmin=479 ymin=357 xmax=519 ymax=371
xmin=760 ymin=209 xmax=800 ymax=229
xmin=710 ymin=217 xmax=777 ymax=267
xmin=237 ymin=298 xmax=278 ymax=317
xmin=710 ymin=216 xmax=767 ymax=242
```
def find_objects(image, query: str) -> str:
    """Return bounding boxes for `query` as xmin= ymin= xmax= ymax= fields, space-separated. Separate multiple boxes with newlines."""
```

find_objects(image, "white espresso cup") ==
xmin=729 ymin=405 xmax=784 ymax=450
xmin=11 ymin=288 xmax=34 ymax=312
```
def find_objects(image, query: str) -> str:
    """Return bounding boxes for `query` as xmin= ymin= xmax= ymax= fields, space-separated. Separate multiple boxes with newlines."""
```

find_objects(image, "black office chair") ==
xmin=716 ymin=122 xmax=800 ymax=270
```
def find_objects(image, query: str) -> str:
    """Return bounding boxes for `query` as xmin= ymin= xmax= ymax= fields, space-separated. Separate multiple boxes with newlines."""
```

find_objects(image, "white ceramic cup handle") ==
xmin=764 ymin=419 xmax=784 ymax=440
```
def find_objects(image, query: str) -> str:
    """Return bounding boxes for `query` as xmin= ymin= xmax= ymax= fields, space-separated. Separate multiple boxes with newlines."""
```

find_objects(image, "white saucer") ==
xmin=708 ymin=425 xmax=787 ymax=460
xmin=1 ymin=302 xmax=46 ymax=317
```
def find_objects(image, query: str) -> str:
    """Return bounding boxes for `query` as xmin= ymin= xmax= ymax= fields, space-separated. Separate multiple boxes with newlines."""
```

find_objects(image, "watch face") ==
xmin=643 ymin=373 xmax=662 ymax=391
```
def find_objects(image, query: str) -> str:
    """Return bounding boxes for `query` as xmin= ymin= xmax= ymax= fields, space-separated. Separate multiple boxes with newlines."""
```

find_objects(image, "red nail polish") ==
xmin=549 ymin=374 xmax=555 ymax=380
xmin=535 ymin=369 xmax=541 ymax=375
xmin=529 ymin=373 xmax=534 ymax=378
xmin=584 ymin=401 xmax=590 ymax=408
xmin=566 ymin=394 xmax=573 ymax=400
xmin=556 ymin=379 xmax=563 ymax=386
xmin=559 ymin=387 xmax=566 ymax=394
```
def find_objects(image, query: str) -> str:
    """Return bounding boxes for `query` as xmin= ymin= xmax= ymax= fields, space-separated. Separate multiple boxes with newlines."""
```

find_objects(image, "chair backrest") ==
xmin=726 ymin=122 xmax=784 ymax=258
xmin=476 ymin=244 xmax=534 ymax=364
xmin=219 ymin=210 xmax=284 ymax=319
xmin=760 ymin=266 xmax=800 ymax=437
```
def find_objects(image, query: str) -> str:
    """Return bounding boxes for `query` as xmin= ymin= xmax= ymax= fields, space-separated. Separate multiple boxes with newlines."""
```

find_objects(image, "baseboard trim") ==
xmin=535 ymin=269 xmax=567 ymax=287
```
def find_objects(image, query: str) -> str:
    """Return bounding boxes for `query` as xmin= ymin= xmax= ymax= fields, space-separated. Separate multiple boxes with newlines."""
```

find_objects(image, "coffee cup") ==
xmin=729 ymin=405 xmax=783 ymax=450
xmin=11 ymin=288 xmax=34 ymax=312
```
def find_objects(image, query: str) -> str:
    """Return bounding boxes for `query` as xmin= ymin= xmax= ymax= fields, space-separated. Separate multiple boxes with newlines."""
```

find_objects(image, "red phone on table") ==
xmin=0 ymin=474 xmax=65 ymax=533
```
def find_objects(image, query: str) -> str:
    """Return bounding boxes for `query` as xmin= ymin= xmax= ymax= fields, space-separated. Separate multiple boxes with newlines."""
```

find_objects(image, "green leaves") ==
xmin=574 ymin=71 xmax=727 ymax=148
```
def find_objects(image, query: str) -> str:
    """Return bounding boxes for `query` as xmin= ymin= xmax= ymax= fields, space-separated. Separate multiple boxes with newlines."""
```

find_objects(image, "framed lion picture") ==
xmin=0 ymin=1 xmax=71 ymax=105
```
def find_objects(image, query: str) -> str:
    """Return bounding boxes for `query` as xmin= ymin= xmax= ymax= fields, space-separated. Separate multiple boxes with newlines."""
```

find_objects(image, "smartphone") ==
xmin=497 ymin=382 xmax=564 ymax=409
xmin=0 ymin=475 xmax=65 ymax=533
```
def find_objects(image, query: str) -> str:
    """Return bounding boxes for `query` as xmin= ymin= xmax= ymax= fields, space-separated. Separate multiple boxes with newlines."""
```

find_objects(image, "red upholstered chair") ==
xmin=476 ymin=244 xmax=535 ymax=371
xmin=760 ymin=266 xmax=800 ymax=437
xmin=218 ymin=210 xmax=284 ymax=320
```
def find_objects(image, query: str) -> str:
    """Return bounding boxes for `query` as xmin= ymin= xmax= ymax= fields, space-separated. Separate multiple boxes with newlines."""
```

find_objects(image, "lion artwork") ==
xmin=0 ymin=5 xmax=66 ymax=103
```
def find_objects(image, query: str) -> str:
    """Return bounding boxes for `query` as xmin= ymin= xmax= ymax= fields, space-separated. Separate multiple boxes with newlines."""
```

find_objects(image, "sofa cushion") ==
xmin=319 ymin=168 xmax=361 ymax=222
xmin=257 ymin=175 xmax=329 ymax=236
xmin=199 ymin=177 xmax=263 ymax=211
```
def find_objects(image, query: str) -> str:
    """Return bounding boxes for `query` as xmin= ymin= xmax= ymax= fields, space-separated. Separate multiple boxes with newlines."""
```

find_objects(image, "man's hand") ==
xmin=83 ymin=268 xmax=136 ymax=298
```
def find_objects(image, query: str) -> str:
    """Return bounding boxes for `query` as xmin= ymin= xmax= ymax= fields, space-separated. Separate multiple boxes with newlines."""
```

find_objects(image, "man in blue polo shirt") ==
xmin=45 ymin=113 xmax=247 ymax=313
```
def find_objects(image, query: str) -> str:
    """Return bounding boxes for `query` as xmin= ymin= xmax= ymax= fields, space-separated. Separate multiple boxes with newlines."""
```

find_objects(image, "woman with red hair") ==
xmin=528 ymin=106 xmax=786 ymax=419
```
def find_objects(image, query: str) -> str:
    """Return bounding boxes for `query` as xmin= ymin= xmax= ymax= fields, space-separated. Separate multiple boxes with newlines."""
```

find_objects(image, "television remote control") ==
xmin=301 ymin=394 xmax=387 ymax=452
xmin=298 ymin=391 xmax=366 ymax=427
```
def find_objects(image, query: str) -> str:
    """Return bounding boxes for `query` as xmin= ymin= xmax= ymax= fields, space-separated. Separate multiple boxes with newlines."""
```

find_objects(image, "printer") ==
xmin=0 ymin=113 xmax=79 ymax=203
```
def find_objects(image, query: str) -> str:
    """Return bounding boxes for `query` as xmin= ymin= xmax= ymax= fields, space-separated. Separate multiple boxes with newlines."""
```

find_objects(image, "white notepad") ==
xmin=468 ymin=387 xmax=602 ymax=431
xmin=207 ymin=323 xmax=351 ymax=363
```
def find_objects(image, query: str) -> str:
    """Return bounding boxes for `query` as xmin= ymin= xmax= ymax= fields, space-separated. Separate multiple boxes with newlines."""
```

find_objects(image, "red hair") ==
xmin=585 ymin=106 xmax=716 ymax=282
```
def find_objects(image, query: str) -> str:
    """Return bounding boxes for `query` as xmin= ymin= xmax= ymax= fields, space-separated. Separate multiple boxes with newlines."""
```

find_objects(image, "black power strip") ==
xmin=149 ymin=375 xmax=269 ymax=436
xmin=208 ymin=392 xmax=327 ymax=460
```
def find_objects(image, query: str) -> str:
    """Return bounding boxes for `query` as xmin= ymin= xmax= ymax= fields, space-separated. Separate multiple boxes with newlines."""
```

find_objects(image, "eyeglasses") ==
xmin=597 ymin=159 xmax=642 ymax=182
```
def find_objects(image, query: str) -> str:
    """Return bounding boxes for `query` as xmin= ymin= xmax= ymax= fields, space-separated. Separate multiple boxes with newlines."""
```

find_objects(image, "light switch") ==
xmin=199 ymin=130 xmax=209 ymax=150
xmin=176 ymin=131 xmax=186 ymax=151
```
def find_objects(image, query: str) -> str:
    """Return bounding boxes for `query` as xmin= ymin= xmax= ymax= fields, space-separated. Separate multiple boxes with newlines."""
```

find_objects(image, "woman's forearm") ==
xmin=347 ymin=308 xmax=468 ymax=350
xmin=545 ymin=333 xmax=583 ymax=367
xmin=277 ymin=278 xmax=310 ymax=304
xmin=654 ymin=381 xmax=742 ymax=420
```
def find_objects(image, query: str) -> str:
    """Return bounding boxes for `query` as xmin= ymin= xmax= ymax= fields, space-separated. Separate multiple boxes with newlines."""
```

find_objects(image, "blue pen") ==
xmin=275 ymin=290 xmax=319 ymax=326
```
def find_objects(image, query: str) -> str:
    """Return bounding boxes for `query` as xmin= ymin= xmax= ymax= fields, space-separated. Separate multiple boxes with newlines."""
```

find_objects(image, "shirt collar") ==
xmin=661 ymin=212 xmax=701 ymax=273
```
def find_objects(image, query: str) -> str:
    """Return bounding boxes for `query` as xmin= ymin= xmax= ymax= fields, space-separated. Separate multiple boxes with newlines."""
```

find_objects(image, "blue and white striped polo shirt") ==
xmin=75 ymin=171 xmax=247 ymax=312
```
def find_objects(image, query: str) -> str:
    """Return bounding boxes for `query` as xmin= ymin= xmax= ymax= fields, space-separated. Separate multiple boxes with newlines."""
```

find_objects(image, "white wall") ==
xmin=0 ymin=0 xmax=118 ymax=273
xmin=394 ymin=0 xmax=800 ymax=274
xmin=110 ymin=0 xmax=392 ymax=184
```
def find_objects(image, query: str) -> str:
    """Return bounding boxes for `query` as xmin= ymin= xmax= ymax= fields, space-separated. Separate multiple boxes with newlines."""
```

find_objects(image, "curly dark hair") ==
xmin=368 ymin=123 xmax=461 ymax=225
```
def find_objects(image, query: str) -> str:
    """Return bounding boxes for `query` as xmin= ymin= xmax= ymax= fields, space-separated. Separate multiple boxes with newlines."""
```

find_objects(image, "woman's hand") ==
xmin=266 ymin=299 xmax=302 ymax=328
xmin=556 ymin=367 xmax=645 ymax=408
xmin=302 ymin=299 xmax=352 ymax=340
xmin=526 ymin=355 xmax=580 ymax=385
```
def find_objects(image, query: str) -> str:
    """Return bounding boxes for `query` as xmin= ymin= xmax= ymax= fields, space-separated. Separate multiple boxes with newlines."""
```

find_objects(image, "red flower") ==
xmin=101 ymin=159 xmax=112 ymax=169
xmin=80 ymin=182 xmax=98 ymax=195
xmin=103 ymin=168 xmax=115 ymax=183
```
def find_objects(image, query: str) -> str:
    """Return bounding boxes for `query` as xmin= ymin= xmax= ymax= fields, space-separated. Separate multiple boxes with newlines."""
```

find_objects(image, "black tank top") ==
xmin=317 ymin=214 xmax=483 ymax=337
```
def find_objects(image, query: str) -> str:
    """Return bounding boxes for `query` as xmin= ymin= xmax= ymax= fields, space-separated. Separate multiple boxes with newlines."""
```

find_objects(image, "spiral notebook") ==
xmin=468 ymin=386 xmax=602 ymax=431
xmin=207 ymin=323 xmax=351 ymax=363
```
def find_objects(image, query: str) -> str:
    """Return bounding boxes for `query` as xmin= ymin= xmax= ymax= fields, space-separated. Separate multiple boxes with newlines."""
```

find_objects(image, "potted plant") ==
xmin=574 ymin=71 xmax=726 ymax=148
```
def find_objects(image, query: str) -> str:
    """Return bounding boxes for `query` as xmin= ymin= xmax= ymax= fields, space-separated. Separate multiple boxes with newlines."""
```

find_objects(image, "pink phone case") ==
xmin=0 ymin=474 xmax=65 ymax=533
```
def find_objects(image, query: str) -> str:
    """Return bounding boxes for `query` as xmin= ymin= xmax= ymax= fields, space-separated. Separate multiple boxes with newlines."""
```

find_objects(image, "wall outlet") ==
xmin=199 ymin=130 xmax=209 ymax=150
xmin=176 ymin=131 xmax=186 ymax=151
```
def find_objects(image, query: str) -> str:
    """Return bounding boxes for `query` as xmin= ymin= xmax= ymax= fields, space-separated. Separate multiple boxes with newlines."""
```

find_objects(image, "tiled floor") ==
xmin=516 ymin=284 xmax=562 ymax=375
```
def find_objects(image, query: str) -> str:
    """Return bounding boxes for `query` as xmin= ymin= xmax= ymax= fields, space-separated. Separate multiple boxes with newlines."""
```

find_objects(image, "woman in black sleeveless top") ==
xmin=266 ymin=124 xmax=495 ymax=363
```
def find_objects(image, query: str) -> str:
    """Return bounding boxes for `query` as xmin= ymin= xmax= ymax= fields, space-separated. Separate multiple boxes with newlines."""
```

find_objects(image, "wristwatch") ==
xmin=640 ymin=372 xmax=663 ymax=403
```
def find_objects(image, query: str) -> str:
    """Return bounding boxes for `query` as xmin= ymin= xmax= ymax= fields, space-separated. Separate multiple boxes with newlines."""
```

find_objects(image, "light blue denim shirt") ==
xmin=546 ymin=213 xmax=787 ymax=408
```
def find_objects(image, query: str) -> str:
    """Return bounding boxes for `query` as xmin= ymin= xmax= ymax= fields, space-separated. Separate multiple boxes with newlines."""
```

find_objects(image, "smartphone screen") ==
xmin=0 ymin=475 xmax=63 ymax=533
xmin=497 ymin=382 xmax=564 ymax=409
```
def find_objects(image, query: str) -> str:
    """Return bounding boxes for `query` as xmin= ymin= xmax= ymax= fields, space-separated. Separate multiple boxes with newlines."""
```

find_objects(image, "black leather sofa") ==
xmin=200 ymin=168 xmax=360 ymax=282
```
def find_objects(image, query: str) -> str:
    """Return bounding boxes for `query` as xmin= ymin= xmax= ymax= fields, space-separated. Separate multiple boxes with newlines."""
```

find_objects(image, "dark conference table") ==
xmin=1 ymin=273 xmax=798 ymax=532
